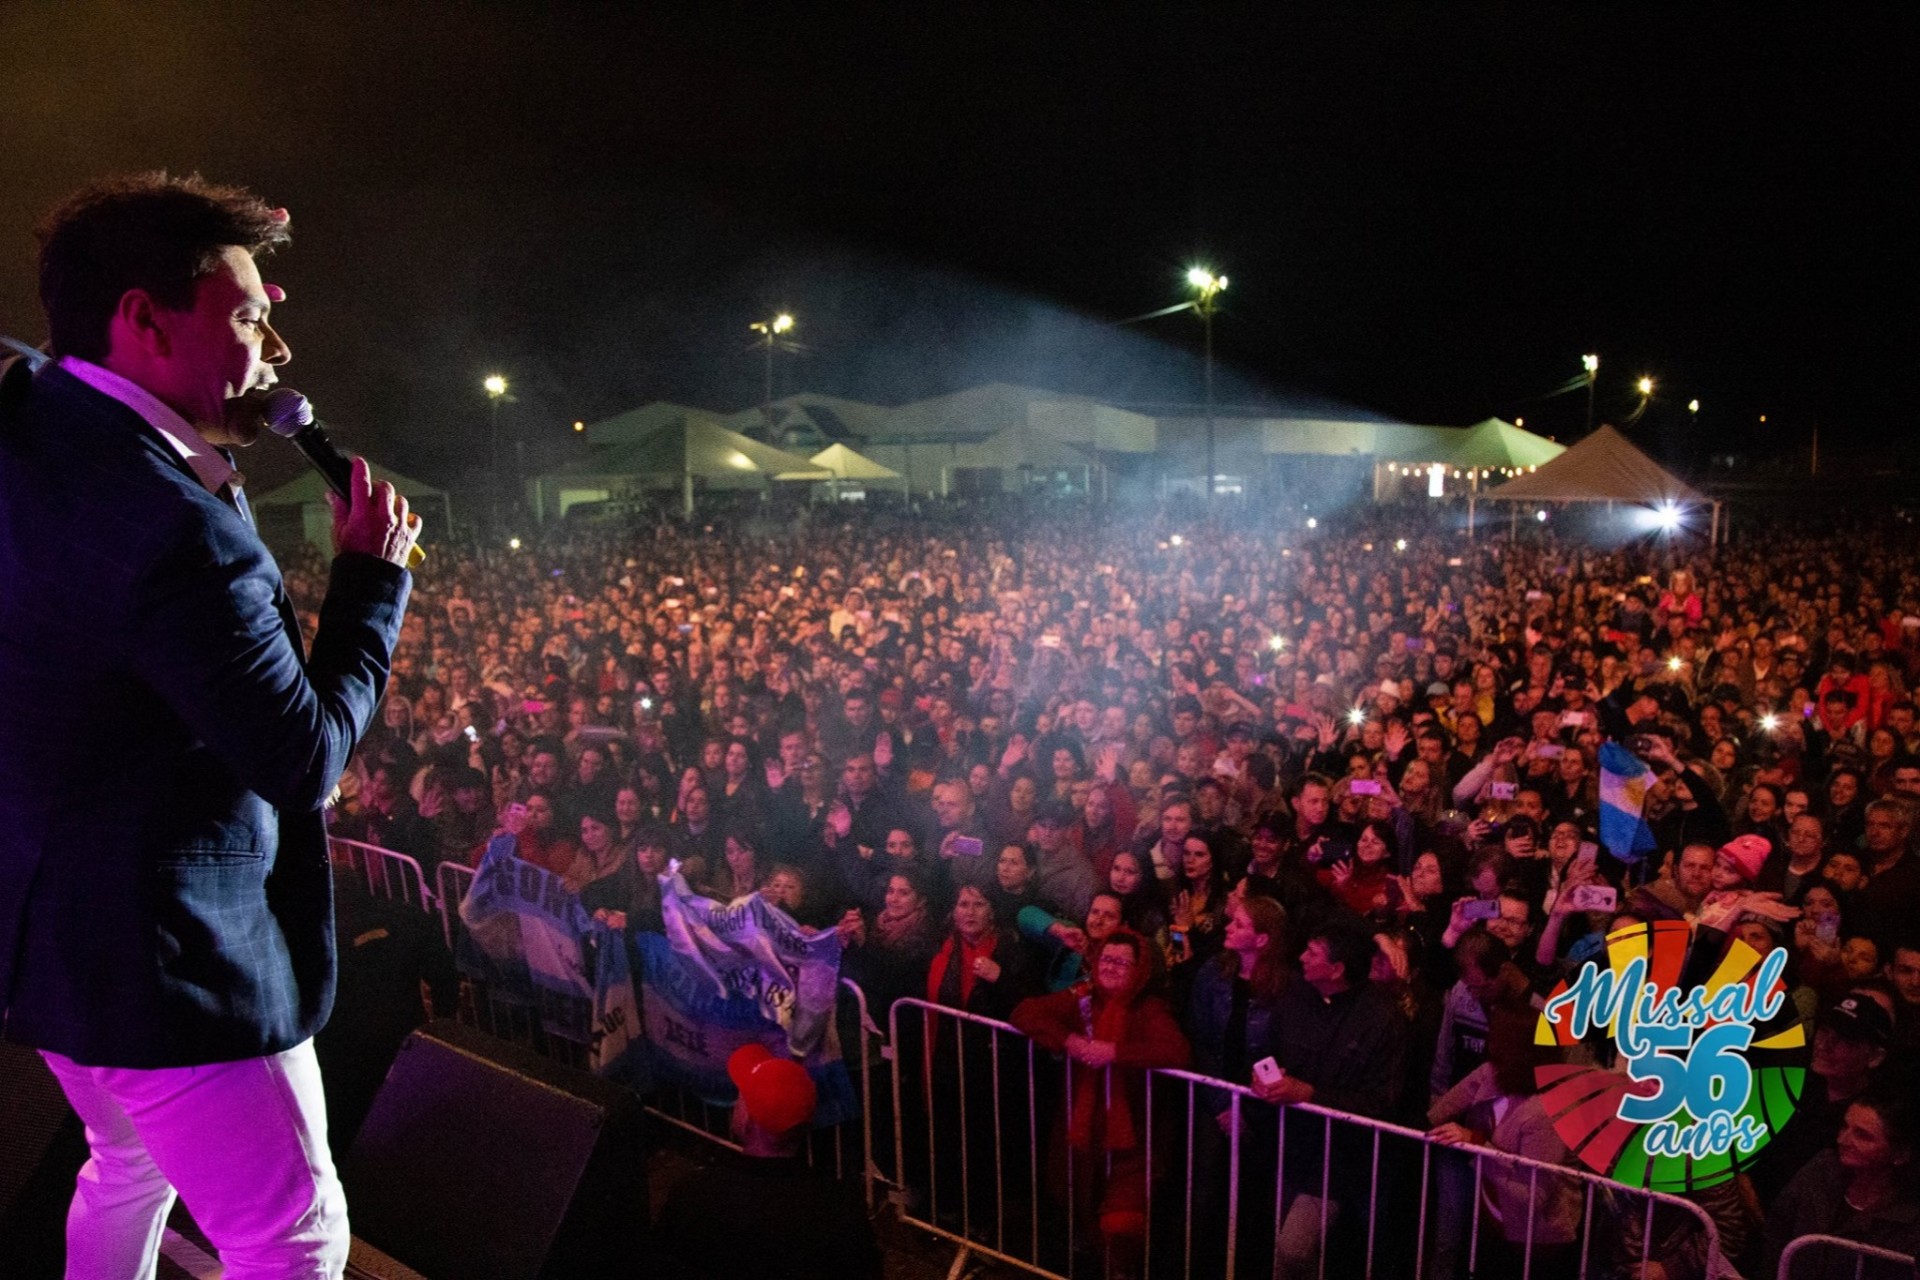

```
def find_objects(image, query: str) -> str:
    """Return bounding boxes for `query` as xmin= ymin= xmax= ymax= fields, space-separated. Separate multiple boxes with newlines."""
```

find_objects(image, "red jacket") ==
xmin=1012 ymin=934 xmax=1189 ymax=1151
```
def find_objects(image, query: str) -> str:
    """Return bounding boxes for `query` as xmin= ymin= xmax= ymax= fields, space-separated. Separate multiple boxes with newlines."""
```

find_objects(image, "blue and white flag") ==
xmin=1598 ymin=741 xmax=1660 ymax=862
xmin=459 ymin=835 xmax=646 ymax=1083
xmin=636 ymin=872 xmax=854 ymax=1127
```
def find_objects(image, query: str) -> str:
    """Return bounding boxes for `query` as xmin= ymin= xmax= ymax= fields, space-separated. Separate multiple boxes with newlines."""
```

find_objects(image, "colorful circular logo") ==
xmin=1534 ymin=919 xmax=1809 ymax=1191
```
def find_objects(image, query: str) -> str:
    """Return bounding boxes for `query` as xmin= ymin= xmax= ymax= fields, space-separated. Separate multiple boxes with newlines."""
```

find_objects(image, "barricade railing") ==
xmin=353 ymin=846 xmax=882 ymax=1203
xmin=435 ymin=859 xmax=475 ymax=951
xmin=327 ymin=836 xmax=433 ymax=913
xmin=888 ymin=996 xmax=1727 ymax=1280
xmin=430 ymin=856 xmax=596 ymax=1065
xmin=1778 ymin=1233 xmax=1915 ymax=1280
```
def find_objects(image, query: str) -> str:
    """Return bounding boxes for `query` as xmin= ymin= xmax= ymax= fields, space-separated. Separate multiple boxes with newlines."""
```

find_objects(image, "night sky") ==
xmin=2 ymin=3 xmax=1914 ymax=490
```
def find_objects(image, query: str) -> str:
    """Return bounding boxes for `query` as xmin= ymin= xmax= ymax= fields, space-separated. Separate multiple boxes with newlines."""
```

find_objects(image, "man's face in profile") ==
xmin=156 ymin=246 xmax=291 ymax=443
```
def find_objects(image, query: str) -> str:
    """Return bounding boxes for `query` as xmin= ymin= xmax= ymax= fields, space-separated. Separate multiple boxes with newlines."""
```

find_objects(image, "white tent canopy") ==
xmin=808 ymin=442 xmax=902 ymax=481
xmin=1483 ymin=425 xmax=1706 ymax=504
xmin=1478 ymin=424 xmax=1720 ymax=541
xmin=550 ymin=417 xmax=830 ymax=516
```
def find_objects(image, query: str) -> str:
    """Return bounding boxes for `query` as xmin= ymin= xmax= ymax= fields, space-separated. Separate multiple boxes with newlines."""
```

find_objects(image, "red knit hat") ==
xmin=727 ymin=1044 xmax=817 ymax=1135
xmin=1717 ymin=834 xmax=1772 ymax=883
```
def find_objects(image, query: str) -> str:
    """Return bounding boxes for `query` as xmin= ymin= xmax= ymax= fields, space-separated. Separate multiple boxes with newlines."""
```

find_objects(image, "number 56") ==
xmin=1618 ymin=1023 xmax=1753 ymax=1124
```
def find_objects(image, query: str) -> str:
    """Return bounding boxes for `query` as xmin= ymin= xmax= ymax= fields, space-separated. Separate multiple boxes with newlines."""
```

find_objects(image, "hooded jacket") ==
xmin=1012 ymin=930 xmax=1190 ymax=1151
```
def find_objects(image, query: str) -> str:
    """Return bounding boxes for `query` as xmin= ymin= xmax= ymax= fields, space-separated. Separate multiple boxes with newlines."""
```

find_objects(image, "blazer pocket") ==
xmin=155 ymin=844 xmax=267 ymax=866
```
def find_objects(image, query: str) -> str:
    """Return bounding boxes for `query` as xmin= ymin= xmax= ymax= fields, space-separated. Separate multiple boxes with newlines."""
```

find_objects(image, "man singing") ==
xmin=0 ymin=173 xmax=418 ymax=1278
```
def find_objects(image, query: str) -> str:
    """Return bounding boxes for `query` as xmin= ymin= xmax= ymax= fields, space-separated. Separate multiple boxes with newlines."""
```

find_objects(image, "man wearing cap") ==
xmin=1744 ymin=991 xmax=1893 ymax=1205
xmin=1372 ymin=678 xmax=1405 ymax=720
xmin=1031 ymin=800 xmax=1097 ymax=921
xmin=654 ymin=1044 xmax=881 ymax=1279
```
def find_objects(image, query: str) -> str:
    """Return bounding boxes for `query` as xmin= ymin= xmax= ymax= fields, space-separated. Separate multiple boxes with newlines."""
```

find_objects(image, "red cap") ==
xmin=727 ymin=1044 xmax=817 ymax=1135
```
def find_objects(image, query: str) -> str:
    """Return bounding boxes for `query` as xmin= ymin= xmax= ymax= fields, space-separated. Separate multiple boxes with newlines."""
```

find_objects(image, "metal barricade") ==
xmin=889 ymin=998 xmax=1055 ymax=1277
xmin=888 ymin=997 xmax=1728 ymax=1280
xmin=431 ymin=856 xmax=585 ymax=1060
xmin=435 ymin=860 xmax=475 ymax=951
xmin=641 ymin=975 xmax=890 ymax=1210
xmin=1778 ymin=1233 xmax=1916 ymax=1280
xmin=428 ymin=855 xmax=887 ymax=1199
xmin=327 ymin=836 xmax=433 ymax=912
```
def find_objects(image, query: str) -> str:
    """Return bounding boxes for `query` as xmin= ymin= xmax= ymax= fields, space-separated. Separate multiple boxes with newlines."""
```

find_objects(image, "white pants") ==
xmin=41 ymin=1040 xmax=350 ymax=1280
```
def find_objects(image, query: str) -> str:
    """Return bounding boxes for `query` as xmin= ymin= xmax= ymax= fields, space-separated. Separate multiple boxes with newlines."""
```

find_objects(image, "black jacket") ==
xmin=0 ymin=365 xmax=409 ymax=1067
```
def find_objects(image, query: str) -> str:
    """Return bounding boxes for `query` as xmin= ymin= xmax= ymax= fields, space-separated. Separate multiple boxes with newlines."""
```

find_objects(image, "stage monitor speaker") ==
xmin=0 ymin=1041 xmax=87 ymax=1279
xmin=342 ymin=1019 xmax=650 ymax=1280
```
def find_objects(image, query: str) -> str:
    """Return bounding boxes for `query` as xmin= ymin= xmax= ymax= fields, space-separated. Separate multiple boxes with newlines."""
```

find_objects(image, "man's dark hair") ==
xmin=36 ymin=172 xmax=290 ymax=361
xmin=1312 ymin=914 xmax=1377 ymax=987
xmin=1455 ymin=928 xmax=1512 ymax=979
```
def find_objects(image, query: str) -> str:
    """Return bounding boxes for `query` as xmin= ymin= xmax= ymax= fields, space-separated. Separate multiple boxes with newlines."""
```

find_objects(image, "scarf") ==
xmin=928 ymin=930 xmax=998 ymax=1009
xmin=873 ymin=899 xmax=930 ymax=951
xmin=1067 ymin=928 xmax=1152 ymax=1152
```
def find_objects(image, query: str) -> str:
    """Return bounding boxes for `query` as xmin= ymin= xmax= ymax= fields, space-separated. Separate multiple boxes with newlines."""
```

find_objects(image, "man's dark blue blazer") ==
xmin=0 ymin=361 xmax=409 ymax=1068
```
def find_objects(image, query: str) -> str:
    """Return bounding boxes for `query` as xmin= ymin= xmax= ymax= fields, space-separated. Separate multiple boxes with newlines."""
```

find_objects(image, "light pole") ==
xmin=1187 ymin=267 xmax=1227 ymax=499
xmin=1582 ymin=354 xmax=1599 ymax=432
xmin=748 ymin=313 xmax=795 ymax=433
xmin=484 ymin=374 xmax=509 ymax=525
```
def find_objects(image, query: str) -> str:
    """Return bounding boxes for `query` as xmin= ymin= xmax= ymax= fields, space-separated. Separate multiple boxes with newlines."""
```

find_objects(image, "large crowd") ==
xmin=305 ymin=498 xmax=1920 ymax=1279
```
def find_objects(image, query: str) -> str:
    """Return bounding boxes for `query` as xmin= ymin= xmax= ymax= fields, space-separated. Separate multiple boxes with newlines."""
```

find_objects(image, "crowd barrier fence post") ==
xmin=1776 ymin=1231 xmax=1916 ymax=1280
xmin=327 ymin=836 xmax=433 ymax=913
xmin=434 ymin=859 xmax=475 ymax=950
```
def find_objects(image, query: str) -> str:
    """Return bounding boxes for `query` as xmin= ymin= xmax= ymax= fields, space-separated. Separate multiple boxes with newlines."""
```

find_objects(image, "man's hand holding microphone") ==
xmin=327 ymin=455 xmax=421 ymax=569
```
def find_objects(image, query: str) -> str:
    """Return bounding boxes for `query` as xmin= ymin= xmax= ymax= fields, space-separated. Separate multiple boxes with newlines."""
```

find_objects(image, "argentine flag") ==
xmin=1598 ymin=741 xmax=1659 ymax=861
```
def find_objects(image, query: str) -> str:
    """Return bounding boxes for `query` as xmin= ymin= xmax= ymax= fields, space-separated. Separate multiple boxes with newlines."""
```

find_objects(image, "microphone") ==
xmin=262 ymin=388 xmax=425 ymax=569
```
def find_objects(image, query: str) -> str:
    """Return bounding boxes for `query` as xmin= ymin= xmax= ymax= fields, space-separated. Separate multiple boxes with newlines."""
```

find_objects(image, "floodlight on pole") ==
xmin=485 ymin=375 xmax=510 ymax=526
xmin=1582 ymin=354 xmax=1600 ymax=431
xmin=1187 ymin=267 xmax=1228 ymax=500
xmin=749 ymin=313 xmax=797 ymax=432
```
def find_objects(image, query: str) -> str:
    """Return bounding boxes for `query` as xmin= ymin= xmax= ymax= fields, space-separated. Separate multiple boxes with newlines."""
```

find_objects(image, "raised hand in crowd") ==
xmin=836 ymin=908 xmax=866 ymax=946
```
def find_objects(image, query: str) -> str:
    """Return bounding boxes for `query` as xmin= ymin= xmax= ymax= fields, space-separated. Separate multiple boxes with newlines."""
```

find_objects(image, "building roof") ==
xmin=557 ymin=418 xmax=829 ymax=481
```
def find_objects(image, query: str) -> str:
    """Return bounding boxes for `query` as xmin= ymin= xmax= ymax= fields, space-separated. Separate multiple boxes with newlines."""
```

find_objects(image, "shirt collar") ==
xmin=58 ymin=356 xmax=236 ymax=495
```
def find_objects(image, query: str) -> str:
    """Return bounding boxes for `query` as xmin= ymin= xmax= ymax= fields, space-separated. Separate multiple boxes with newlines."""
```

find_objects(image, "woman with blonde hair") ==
xmin=1658 ymin=568 xmax=1704 ymax=628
